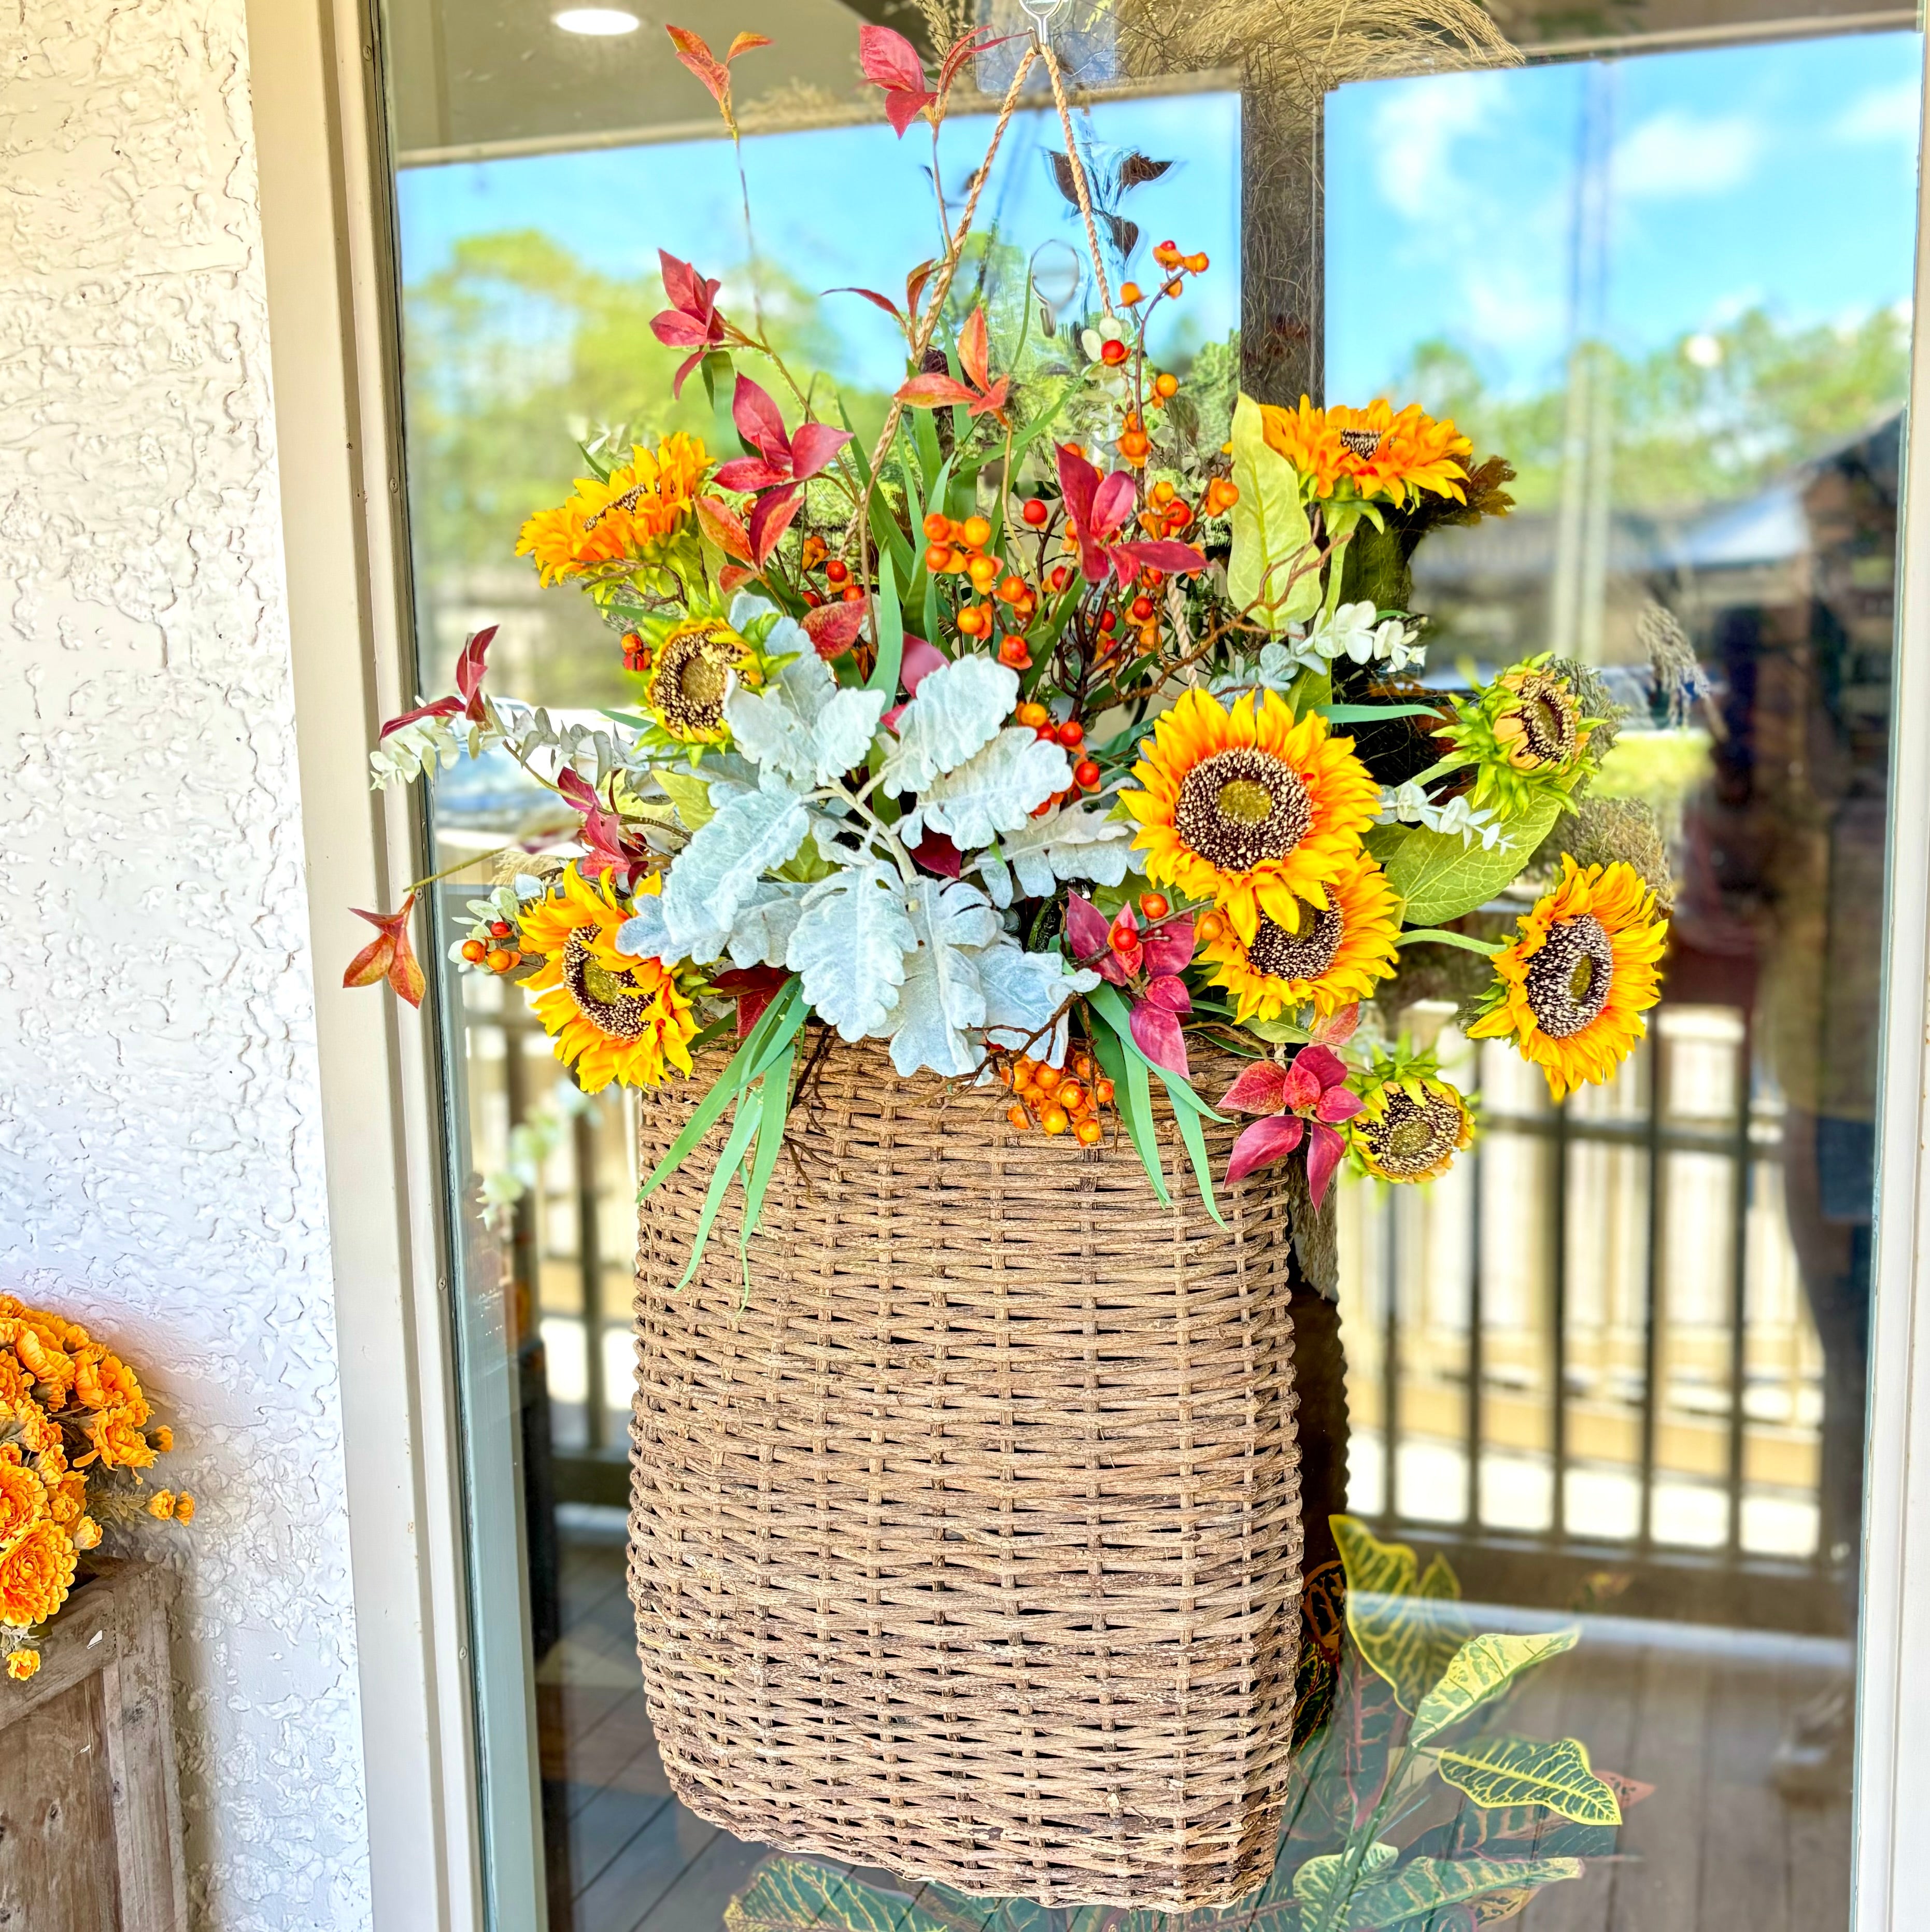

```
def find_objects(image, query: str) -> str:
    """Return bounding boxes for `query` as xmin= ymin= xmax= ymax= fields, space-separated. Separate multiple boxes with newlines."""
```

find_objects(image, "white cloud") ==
xmin=1613 ymin=110 xmax=1766 ymax=200
xmin=1369 ymin=71 xmax=1512 ymax=219
xmin=1834 ymin=78 xmax=1921 ymax=145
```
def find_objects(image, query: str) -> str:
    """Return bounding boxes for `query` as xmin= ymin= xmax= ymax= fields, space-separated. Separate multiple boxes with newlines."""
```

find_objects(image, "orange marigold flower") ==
xmin=72 ymin=1517 xmax=102 ymax=1553
xmin=147 ymin=1490 xmax=177 ymax=1521
xmin=516 ymin=433 xmax=712 ymax=587
xmin=6 ymin=1648 xmax=39 ymax=1682
xmin=0 ymin=1523 xmax=77 ymax=1628
xmin=46 ymin=1474 xmax=86 ymax=1528
xmin=1259 ymin=396 xmax=1472 ymax=507
xmin=174 ymin=1493 xmax=195 ymax=1526
xmin=0 ymin=1459 xmax=47 ymax=1545
xmin=9 ymin=1326 xmax=74 ymax=1403
xmin=151 ymin=1426 xmax=174 ymax=1455
xmin=81 ymin=1411 xmax=157 ymax=1473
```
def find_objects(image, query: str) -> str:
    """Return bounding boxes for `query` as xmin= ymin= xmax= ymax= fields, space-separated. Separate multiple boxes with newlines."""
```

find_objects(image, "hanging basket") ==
xmin=626 ymin=1038 xmax=1306 ymax=1908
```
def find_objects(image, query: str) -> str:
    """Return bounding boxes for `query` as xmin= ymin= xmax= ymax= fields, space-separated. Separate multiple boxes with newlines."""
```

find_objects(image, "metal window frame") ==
xmin=249 ymin=0 xmax=1930 ymax=1923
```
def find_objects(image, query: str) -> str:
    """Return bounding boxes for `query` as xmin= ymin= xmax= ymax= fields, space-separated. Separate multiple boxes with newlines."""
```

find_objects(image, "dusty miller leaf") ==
xmin=977 ymin=941 xmax=1100 ymax=1054
xmin=786 ymin=862 xmax=916 ymax=1040
xmin=661 ymin=778 xmax=809 ymax=959
xmin=904 ymin=728 xmax=1070 ymax=849
xmin=977 ymin=803 xmax=1134 ymax=907
xmin=878 ymin=656 xmax=1018 ymax=795
xmin=725 ymin=649 xmax=887 ymax=788
xmin=886 ymin=877 xmax=1001 ymax=1077
xmin=727 ymin=881 xmax=813 ymax=969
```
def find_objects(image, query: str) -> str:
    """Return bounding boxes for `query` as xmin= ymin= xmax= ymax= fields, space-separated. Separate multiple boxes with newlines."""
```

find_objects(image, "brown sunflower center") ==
xmin=1503 ymin=674 xmax=1580 ymax=766
xmin=1361 ymin=1089 xmax=1464 ymax=1178
xmin=650 ymin=623 xmax=743 ymax=738
xmin=1523 ymin=914 xmax=1614 ymax=1038
xmin=1246 ymin=902 xmax=1344 ymax=981
xmin=583 ymin=480 xmax=646 ymax=530
xmin=1339 ymin=428 xmax=1384 ymax=459
xmin=564 ymin=930 xmax=649 ymax=1039
xmin=1174 ymin=749 xmax=1312 ymax=873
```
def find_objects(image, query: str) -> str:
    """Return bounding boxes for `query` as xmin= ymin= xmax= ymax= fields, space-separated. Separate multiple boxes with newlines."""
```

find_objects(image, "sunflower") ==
xmin=1122 ymin=688 xmax=1383 ymax=946
xmin=516 ymin=433 xmax=711 ymax=587
xmin=518 ymin=866 xmax=698 ymax=1093
xmin=1442 ymin=655 xmax=1600 ymax=815
xmin=1259 ymin=397 xmax=1471 ymax=506
xmin=1202 ymin=848 xmax=1401 ymax=1021
xmin=1467 ymin=857 xmax=1668 ymax=1099
xmin=641 ymin=617 xmax=762 ymax=745
xmin=1350 ymin=1073 xmax=1477 ymax=1182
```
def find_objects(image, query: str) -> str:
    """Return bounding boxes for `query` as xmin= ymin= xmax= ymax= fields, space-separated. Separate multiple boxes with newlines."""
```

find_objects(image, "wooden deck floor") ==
xmin=538 ymin=1528 xmax=1855 ymax=1932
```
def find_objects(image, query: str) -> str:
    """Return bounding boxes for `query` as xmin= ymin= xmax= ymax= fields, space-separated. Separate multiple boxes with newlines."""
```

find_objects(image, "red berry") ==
xmin=1074 ymin=758 xmax=1101 ymax=788
xmin=1099 ymin=610 xmax=1118 ymax=633
xmin=1130 ymin=596 xmax=1155 ymax=622
xmin=842 ymin=585 xmax=864 ymax=603
xmin=1055 ymin=720 xmax=1084 ymax=748
xmin=826 ymin=558 xmax=849 ymax=584
xmin=1021 ymin=498 xmax=1050 ymax=527
xmin=1100 ymin=338 xmax=1130 ymax=367
xmin=1139 ymin=892 xmax=1170 ymax=920
xmin=489 ymin=921 xmax=512 ymax=938
xmin=803 ymin=590 xmax=823 ymax=607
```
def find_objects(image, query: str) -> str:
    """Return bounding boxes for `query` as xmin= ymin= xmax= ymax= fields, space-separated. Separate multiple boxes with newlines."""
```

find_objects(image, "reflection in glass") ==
xmin=385 ymin=6 xmax=1915 ymax=1925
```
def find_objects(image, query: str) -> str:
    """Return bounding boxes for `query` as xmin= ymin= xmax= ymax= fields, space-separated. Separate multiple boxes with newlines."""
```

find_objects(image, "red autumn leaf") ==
xmin=380 ymin=626 xmax=498 ymax=738
xmin=859 ymin=23 xmax=928 ymax=93
xmin=895 ymin=371 xmax=980 ymax=409
xmin=1064 ymin=892 xmax=1128 ymax=984
xmin=719 ymin=563 xmax=754 ymax=596
xmin=789 ymin=421 xmax=851 ymax=481
xmin=1310 ymin=1002 xmax=1362 ymax=1047
xmin=709 ymin=965 xmax=789 ymax=1036
xmin=1130 ymin=1000 xmax=1189 ymax=1078
xmin=1228 ymin=1112 xmax=1305 ymax=1184
xmin=957 ymin=305 xmax=992 ymax=391
xmin=828 ymin=286 xmax=908 ymax=333
xmin=909 ymin=829 xmax=963 ymax=878
xmin=732 ymin=371 xmax=789 ymax=460
xmin=1316 ymin=1083 xmax=1363 ymax=1125
xmin=1113 ymin=538 xmax=1208 ymax=584
xmin=726 ymin=31 xmax=772 ymax=61
xmin=344 ymin=895 xmax=424 ymax=1008
xmin=748 ymin=485 xmax=804 ymax=566
xmin=650 ymin=249 xmax=727 ymax=398
xmin=714 ymin=376 xmax=852 ymax=493
xmin=905 ymin=260 xmax=938 ymax=324
xmin=1306 ymin=1120 xmax=1348 ymax=1205
xmin=1141 ymin=974 xmax=1191 ymax=1014
xmin=665 ymin=26 xmax=730 ymax=107
xmin=1142 ymin=916 xmax=1195 ymax=979
xmin=694 ymin=494 xmax=754 ymax=562
xmin=938 ymin=24 xmax=1013 ymax=96
xmin=802 ymin=598 xmax=869 ymax=659
xmin=556 ymin=768 xmax=647 ymax=888
xmin=1221 ymin=1060 xmax=1292 ymax=1116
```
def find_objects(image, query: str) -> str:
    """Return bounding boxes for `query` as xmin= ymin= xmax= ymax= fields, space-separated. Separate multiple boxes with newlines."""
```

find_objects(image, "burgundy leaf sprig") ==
xmin=1067 ymin=893 xmax=1196 ymax=1078
xmin=379 ymin=625 xmax=496 ymax=740
xmin=1055 ymin=444 xmax=1209 ymax=586
xmin=1220 ymin=1047 xmax=1363 ymax=1204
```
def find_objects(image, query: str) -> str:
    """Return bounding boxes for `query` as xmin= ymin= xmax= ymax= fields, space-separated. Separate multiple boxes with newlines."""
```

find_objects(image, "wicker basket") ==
xmin=627 ymin=1039 xmax=1305 ymax=1908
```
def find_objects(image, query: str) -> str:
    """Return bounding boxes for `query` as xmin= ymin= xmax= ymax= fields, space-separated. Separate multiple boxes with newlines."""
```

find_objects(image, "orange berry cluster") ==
xmin=924 ymin=511 xmax=1038 ymax=667
xmin=1014 ymin=702 xmax=1103 ymax=809
xmin=997 ymin=1048 xmax=1115 ymax=1144
xmin=1148 ymin=238 xmax=1211 ymax=299
xmin=461 ymin=920 xmax=523 ymax=976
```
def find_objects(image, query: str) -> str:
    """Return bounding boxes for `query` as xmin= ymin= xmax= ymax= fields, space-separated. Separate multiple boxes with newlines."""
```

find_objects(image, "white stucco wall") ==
xmin=0 ymin=4 xmax=372 ymax=1926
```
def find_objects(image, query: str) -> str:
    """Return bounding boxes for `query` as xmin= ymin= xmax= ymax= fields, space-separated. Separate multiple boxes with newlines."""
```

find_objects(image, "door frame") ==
xmin=251 ymin=2 xmax=1930 ymax=1924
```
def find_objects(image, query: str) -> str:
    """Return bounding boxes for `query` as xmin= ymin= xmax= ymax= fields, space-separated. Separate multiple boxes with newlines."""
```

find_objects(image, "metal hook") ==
xmin=1018 ymin=0 xmax=1068 ymax=45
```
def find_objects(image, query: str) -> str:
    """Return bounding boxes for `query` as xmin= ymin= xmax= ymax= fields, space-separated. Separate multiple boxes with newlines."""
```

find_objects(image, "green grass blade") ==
xmin=674 ymin=1085 xmax=765 ymax=1291
xmin=1161 ymin=1083 xmax=1226 ymax=1227
xmin=1090 ymin=1020 xmax=1169 ymax=1207
xmin=638 ymin=981 xmax=799 ymax=1197
xmin=1084 ymin=983 xmax=1224 ymax=1121
xmin=867 ymin=550 xmax=904 ymax=698
xmin=736 ymin=1033 xmax=801 ymax=1299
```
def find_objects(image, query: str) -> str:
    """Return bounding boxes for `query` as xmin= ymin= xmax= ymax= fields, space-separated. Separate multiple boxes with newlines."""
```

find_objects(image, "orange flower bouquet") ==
xmin=0 ymin=1296 xmax=188 ymax=1684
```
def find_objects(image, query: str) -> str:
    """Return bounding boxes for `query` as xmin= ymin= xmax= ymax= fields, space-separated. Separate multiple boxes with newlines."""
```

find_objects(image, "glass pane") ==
xmin=372 ymin=2 xmax=1916 ymax=1927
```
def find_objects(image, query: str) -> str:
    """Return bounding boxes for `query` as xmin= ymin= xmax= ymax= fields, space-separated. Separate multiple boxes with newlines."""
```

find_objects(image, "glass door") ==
xmin=370 ymin=1 xmax=1920 ymax=1926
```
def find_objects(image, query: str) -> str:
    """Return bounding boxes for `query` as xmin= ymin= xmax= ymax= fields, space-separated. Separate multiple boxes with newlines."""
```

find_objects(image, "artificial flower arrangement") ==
xmin=350 ymin=15 xmax=1670 ymax=1271
xmin=0 ymin=1296 xmax=189 ymax=1684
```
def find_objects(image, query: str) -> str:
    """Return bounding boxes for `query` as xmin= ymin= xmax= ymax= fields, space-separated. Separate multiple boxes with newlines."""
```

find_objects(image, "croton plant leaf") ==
xmin=1335 ymin=1515 xmax=1473 ymax=1714
xmin=1408 ymin=1631 xmax=1580 ymax=1746
xmin=1434 ymin=1734 xmax=1623 ymax=1827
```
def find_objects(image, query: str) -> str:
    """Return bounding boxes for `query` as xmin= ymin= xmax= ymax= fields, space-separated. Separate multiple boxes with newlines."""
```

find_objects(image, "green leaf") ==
xmin=1385 ymin=794 xmax=1564 ymax=926
xmin=1226 ymin=392 xmax=1322 ymax=632
xmin=639 ymin=983 xmax=802 ymax=1198
xmin=868 ymin=550 xmax=905 ymax=699
xmin=1364 ymin=823 xmax=1408 ymax=862
xmin=1319 ymin=703 xmax=1444 ymax=724
xmin=1397 ymin=928 xmax=1502 ymax=956
xmin=675 ymin=1084 xmax=764 ymax=1290
xmin=1090 ymin=1021 xmax=1170 ymax=1207
xmin=1333 ymin=1515 xmax=1472 ymax=1713
xmin=1163 ymin=1081 xmax=1227 ymax=1228
xmin=1293 ymin=1844 xmax=1399 ymax=1916
xmin=1342 ymin=1855 xmax=1582 ymax=1930
xmin=913 ymin=407 xmax=944 ymax=496
xmin=1418 ymin=1553 xmax=1461 ymax=1600
xmin=1408 ymin=1630 xmax=1580 ymax=1744
xmin=1285 ymin=666 xmax=1332 ymax=714
xmin=1083 ymin=983 xmax=1224 ymax=1120
xmin=736 ymin=1032 xmax=801 ymax=1296
xmin=726 ymin=1856 xmax=955 ymax=1932
xmin=1435 ymin=1734 xmax=1623 ymax=1826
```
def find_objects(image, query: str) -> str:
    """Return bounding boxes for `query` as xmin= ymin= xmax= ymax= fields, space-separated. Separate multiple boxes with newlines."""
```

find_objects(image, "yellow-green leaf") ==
xmin=1436 ymin=1734 xmax=1623 ymax=1825
xmin=1385 ymin=793 xmax=1564 ymax=927
xmin=1417 ymin=1552 xmax=1462 ymax=1600
xmin=656 ymin=767 xmax=717 ymax=834
xmin=1226 ymin=393 xmax=1322 ymax=633
xmin=1409 ymin=1630 xmax=1579 ymax=1744
xmin=1334 ymin=1515 xmax=1471 ymax=1713
xmin=1343 ymin=1855 xmax=1582 ymax=1929
xmin=1293 ymin=1843 xmax=1399 ymax=1916
xmin=726 ymin=1858 xmax=953 ymax=1932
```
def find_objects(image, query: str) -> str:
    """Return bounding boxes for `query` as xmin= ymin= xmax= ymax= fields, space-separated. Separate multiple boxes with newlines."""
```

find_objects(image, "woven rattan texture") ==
xmin=628 ymin=1039 xmax=1304 ymax=1908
